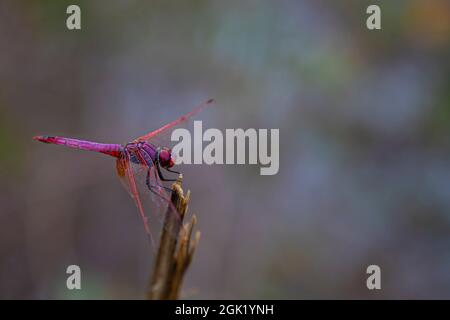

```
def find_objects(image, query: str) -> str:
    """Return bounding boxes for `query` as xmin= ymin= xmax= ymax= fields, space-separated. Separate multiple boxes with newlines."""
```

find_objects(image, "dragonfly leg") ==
xmin=148 ymin=180 xmax=173 ymax=196
xmin=146 ymin=169 xmax=173 ymax=194
xmin=165 ymin=167 xmax=180 ymax=175
xmin=156 ymin=163 xmax=177 ymax=182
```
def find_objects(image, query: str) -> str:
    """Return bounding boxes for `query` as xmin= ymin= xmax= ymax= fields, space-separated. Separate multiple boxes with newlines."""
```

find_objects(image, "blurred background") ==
xmin=1 ymin=0 xmax=450 ymax=299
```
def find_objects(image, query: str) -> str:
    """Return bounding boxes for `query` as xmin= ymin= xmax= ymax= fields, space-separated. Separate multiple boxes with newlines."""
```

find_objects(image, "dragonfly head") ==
xmin=158 ymin=147 xmax=174 ymax=168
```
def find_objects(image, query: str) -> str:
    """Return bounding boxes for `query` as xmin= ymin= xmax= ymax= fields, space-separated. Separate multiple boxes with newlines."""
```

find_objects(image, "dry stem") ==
xmin=147 ymin=174 xmax=200 ymax=299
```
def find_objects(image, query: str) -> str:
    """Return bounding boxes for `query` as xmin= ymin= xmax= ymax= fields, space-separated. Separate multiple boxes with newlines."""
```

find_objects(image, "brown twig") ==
xmin=147 ymin=174 xmax=200 ymax=299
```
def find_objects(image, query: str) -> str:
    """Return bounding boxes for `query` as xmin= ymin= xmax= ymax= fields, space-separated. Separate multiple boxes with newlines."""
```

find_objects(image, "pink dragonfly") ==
xmin=34 ymin=99 xmax=214 ymax=244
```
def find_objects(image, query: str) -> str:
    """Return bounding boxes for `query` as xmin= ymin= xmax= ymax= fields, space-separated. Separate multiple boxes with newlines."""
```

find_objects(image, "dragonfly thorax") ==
xmin=125 ymin=141 xmax=158 ymax=167
xmin=124 ymin=142 xmax=174 ymax=169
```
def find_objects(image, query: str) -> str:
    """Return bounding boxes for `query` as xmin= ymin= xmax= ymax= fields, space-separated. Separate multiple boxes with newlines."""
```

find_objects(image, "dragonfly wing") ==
xmin=133 ymin=99 xmax=214 ymax=147
xmin=116 ymin=150 xmax=181 ymax=244
xmin=116 ymin=154 xmax=154 ymax=244
xmin=138 ymin=154 xmax=182 ymax=234
xmin=116 ymin=157 xmax=133 ymax=197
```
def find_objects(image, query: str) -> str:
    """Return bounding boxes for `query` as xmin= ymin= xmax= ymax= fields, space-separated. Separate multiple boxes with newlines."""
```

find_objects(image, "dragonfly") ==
xmin=33 ymin=99 xmax=214 ymax=244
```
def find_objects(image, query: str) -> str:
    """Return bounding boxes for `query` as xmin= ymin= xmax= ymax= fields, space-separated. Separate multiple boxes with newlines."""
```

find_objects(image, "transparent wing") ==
xmin=116 ymin=153 xmax=155 ymax=244
xmin=115 ymin=151 xmax=181 ymax=246
xmin=132 ymin=99 xmax=214 ymax=149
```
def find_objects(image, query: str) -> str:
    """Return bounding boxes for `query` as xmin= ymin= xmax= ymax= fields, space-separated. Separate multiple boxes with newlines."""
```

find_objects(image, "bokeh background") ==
xmin=1 ymin=0 xmax=450 ymax=299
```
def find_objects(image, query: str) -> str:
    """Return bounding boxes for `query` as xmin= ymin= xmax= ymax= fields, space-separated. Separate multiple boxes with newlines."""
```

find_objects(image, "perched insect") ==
xmin=34 ymin=99 xmax=214 ymax=244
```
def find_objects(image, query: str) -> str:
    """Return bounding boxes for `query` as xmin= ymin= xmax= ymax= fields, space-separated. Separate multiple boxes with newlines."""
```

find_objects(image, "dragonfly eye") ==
xmin=158 ymin=148 xmax=172 ymax=168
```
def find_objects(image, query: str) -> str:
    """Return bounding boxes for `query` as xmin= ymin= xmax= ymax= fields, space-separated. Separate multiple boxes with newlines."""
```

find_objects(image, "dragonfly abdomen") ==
xmin=33 ymin=135 xmax=123 ymax=158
